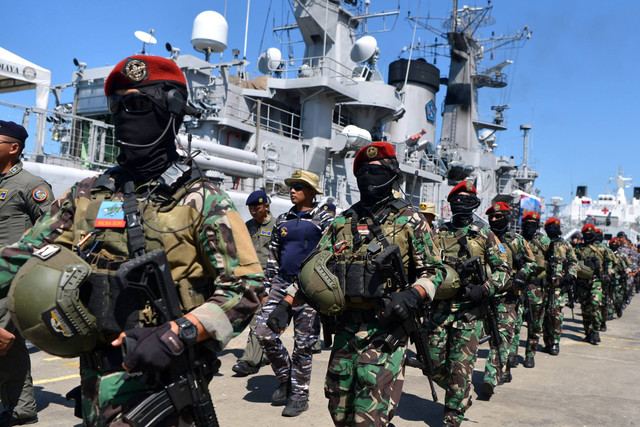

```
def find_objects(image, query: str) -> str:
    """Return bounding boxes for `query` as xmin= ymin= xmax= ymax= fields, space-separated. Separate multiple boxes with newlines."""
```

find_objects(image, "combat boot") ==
xmin=282 ymin=399 xmax=309 ymax=417
xmin=271 ymin=380 xmax=291 ymax=406
xmin=507 ymin=354 xmax=519 ymax=368
xmin=589 ymin=331 xmax=600 ymax=345
xmin=501 ymin=371 xmax=513 ymax=383
xmin=600 ymin=323 xmax=607 ymax=332
xmin=232 ymin=360 xmax=259 ymax=377
xmin=481 ymin=381 xmax=494 ymax=398
xmin=523 ymin=356 xmax=535 ymax=368
xmin=549 ymin=344 xmax=559 ymax=356
xmin=616 ymin=306 xmax=623 ymax=318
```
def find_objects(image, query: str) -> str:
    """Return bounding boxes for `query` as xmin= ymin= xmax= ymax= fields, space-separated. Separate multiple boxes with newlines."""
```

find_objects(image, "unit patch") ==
xmin=32 ymin=187 xmax=49 ymax=202
xmin=9 ymin=165 xmax=20 ymax=175
xmin=0 ymin=189 xmax=7 ymax=200
xmin=280 ymin=226 xmax=288 ymax=237
xmin=94 ymin=201 xmax=126 ymax=228
xmin=260 ymin=229 xmax=272 ymax=237
xmin=43 ymin=308 xmax=75 ymax=339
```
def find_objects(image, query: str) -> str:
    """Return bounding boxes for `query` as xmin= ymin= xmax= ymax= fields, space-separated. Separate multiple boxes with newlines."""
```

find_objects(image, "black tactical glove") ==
xmin=385 ymin=288 xmax=422 ymax=322
xmin=121 ymin=323 xmax=185 ymax=372
xmin=267 ymin=300 xmax=293 ymax=334
xmin=513 ymin=271 xmax=527 ymax=290
xmin=464 ymin=285 xmax=489 ymax=303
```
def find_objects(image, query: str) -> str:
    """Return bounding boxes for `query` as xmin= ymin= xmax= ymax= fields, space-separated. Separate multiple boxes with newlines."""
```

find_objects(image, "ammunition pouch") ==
xmin=336 ymin=254 xmax=393 ymax=299
xmin=577 ymin=260 xmax=594 ymax=280
xmin=80 ymin=347 xmax=125 ymax=374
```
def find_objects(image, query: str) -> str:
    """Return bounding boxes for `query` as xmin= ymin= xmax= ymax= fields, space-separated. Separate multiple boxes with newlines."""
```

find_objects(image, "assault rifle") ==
xmin=116 ymin=249 xmax=219 ymax=427
xmin=375 ymin=244 xmax=438 ymax=402
xmin=467 ymin=257 xmax=504 ymax=372
xmin=562 ymin=274 xmax=576 ymax=320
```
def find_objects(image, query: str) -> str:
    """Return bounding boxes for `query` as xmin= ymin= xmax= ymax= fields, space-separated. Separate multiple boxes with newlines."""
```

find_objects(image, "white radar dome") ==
xmin=191 ymin=11 xmax=228 ymax=53
xmin=350 ymin=36 xmax=378 ymax=63
xmin=479 ymin=129 xmax=496 ymax=148
xmin=341 ymin=125 xmax=372 ymax=145
xmin=258 ymin=48 xmax=283 ymax=74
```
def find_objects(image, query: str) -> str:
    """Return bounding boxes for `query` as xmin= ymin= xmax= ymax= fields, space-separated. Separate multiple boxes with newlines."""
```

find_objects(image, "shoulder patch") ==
xmin=0 ymin=189 xmax=7 ymax=200
xmin=498 ymin=244 xmax=506 ymax=253
xmin=9 ymin=165 xmax=20 ymax=175
xmin=32 ymin=187 xmax=49 ymax=202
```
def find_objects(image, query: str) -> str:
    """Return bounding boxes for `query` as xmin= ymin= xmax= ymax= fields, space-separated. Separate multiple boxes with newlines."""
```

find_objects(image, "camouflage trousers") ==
xmin=483 ymin=295 xmax=518 ymax=386
xmin=542 ymin=286 xmax=565 ymax=347
xmin=428 ymin=306 xmax=483 ymax=426
xmin=516 ymin=281 xmax=544 ymax=358
xmin=79 ymin=366 xmax=190 ymax=426
xmin=508 ymin=299 xmax=524 ymax=361
xmin=576 ymin=279 xmax=603 ymax=336
xmin=601 ymin=282 xmax=615 ymax=323
xmin=614 ymin=280 xmax=625 ymax=312
xmin=324 ymin=320 xmax=405 ymax=427
xmin=255 ymin=276 xmax=320 ymax=401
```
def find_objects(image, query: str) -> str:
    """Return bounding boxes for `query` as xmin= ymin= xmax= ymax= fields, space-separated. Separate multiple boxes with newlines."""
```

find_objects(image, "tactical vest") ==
xmin=528 ymin=235 xmax=549 ymax=276
xmin=433 ymin=222 xmax=488 ymax=295
xmin=330 ymin=200 xmax=412 ymax=300
xmin=578 ymin=243 xmax=605 ymax=282
xmin=73 ymin=166 xmax=213 ymax=344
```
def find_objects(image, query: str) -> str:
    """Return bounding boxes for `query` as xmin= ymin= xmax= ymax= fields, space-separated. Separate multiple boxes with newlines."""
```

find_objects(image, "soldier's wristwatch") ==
xmin=175 ymin=317 xmax=198 ymax=347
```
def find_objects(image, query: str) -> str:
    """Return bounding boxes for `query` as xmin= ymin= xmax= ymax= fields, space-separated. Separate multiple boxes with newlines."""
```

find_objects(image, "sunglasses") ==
xmin=355 ymin=164 xmax=388 ymax=177
xmin=289 ymin=183 xmax=305 ymax=191
xmin=108 ymin=93 xmax=163 ymax=114
xmin=489 ymin=213 xmax=505 ymax=220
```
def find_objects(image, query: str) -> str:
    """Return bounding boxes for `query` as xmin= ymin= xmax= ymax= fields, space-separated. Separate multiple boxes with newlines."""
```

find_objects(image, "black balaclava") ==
xmin=356 ymin=162 xmax=399 ymax=209
xmin=114 ymin=84 xmax=184 ymax=184
xmin=610 ymin=241 xmax=619 ymax=251
xmin=595 ymin=232 xmax=604 ymax=243
xmin=545 ymin=224 xmax=561 ymax=239
xmin=450 ymin=194 xmax=481 ymax=228
xmin=583 ymin=230 xmax=596 ymax=244
xmin=521 ymin=220 xmax=539 ymax=240
xmin=489 ymin=211 xmax=510 ymax=237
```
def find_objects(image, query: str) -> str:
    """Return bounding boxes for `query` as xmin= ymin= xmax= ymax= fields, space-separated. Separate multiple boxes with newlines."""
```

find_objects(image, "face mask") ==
xmin=489 ymin=213 xmax=510 ymax=235
xmin=113 ymin=88 xmax=182 ymax=183
xmin=583 ymin=231 xmax=596 ymax=244
xmin=610 ymin=243 xmax=619 ymax=251
xmin=356 ymin=164 xmax=396 ymax=208
xmin=450 ymin=194 xmax=480 ymax=227
xmin=522 ymin=221 xmax=539 ymax=238
xmin=545 ymin=225 xmax=561 ymax=239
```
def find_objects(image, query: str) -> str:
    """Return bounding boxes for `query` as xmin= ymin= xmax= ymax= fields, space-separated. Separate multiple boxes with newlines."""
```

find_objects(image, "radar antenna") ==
xmin=134 ymin=29 xmax=157 ymax=55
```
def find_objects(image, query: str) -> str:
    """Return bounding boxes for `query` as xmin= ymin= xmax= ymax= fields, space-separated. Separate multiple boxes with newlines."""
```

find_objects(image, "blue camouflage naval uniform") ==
xmin=255 ymin=203 xmax=333 ymax=403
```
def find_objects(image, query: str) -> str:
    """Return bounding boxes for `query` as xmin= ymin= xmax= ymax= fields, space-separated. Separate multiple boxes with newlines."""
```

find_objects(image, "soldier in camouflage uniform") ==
xmin=608 ymin=238 xmax=629 ymax=317
xmin=616 ymin=231 xmax=639 ymax=302
xmin=481 ymin=202 xmax=535 ymax=396
xmin=0 ymin=56 xmax=265 ymax=425
xmin=575 ymin=223 xmax=606 ymax=344
xmin=513 ymin=211 xmax=549 ymax=369
xmin=255 ymin=170 xmax=333 ymax=417
xmin=595 ymin=228 xmax=616 ymax=330
xmin=541 ymin=218 xmax=578 ymax=355
xmin=430 ymin=181 xmax=509 ymax=426
xmin=296 ymin=142 xmax=443 ymax=426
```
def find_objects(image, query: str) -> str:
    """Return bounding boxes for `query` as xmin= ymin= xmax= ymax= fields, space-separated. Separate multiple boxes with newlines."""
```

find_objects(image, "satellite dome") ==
xmin=340 ymin=125 xmax=372 ymax=145
xmin=191 ymin=11 xmax=228 ymax=53
xmin=350 ymin=36 xmax=378 ymax=63
xmin=258 ymin=48 xmax=283 ymax=74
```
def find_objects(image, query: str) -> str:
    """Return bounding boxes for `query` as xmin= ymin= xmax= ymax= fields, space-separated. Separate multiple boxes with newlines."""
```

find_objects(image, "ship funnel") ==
xmin=191 ymin=11 xmax=228 ymax=60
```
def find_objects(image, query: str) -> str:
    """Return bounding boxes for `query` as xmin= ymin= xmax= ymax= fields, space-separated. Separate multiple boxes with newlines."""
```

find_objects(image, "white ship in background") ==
xmin=556 ymin=170 xmax=640 ymax=243
xmin=0 ymin=0 xmax=537 ymax=222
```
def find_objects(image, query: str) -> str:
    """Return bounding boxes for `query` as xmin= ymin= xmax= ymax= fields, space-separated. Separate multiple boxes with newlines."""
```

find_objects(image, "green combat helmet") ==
xmin=8 ymin=245 xmax=98 ymax=357
xmin=298 ymin=250 xmax=346 ymax=315
xmin=577 ymin=260 xmax=594 ymax=280
xmin=434 ymin=264 xmax=462 ymax=299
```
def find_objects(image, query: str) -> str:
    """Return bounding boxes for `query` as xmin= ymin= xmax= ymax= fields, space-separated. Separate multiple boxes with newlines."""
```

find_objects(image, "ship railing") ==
xmin=223 ymin=96 xmax=302 ymax=139
xmin=0 ymin=100 xmax=116 ymax=169
xmin=274 ymin=56 xmax=357 ymax=85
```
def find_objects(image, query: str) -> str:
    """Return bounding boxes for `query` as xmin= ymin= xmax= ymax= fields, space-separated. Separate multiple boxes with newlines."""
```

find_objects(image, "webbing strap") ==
xmin=123 ymin=179 xmax=146 ymax=258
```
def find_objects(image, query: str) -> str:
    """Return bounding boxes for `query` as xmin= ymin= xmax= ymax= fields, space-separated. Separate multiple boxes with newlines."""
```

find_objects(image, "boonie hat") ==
xmin=419 ymin=202 xmax=439 ymax=217
xmin=284 ymin=170 xmax=323 ymax=195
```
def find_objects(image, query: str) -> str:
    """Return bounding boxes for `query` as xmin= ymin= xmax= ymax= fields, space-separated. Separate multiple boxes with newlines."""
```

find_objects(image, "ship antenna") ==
xmin=402 ymin=0 xmax=422 ymax=93
xmin=243 ymin=0 xmax=251 ymax=61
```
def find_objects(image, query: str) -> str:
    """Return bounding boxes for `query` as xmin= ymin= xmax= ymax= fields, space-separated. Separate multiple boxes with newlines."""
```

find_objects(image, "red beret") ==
xmin=582 ymin=223 xmax=595 ymax=233
xmin=595 ymin=228 xmax=603 ymax=234
xmin=522 ymin=211 xmax=540 ymax=222
xmin=609 ymin=237 xmax=619 ymax=245
xmin=105 ymin=55 xmax=187 ymax=97
xmin=447 ymin=180 xmax=477 ymax=201
xmin=545 ymin=217 xmax=561 ymax=227
xmin=486 ymin=201 xmax=510 ymax=215
xmin=353 ymin=142 xmax=397 ymax=174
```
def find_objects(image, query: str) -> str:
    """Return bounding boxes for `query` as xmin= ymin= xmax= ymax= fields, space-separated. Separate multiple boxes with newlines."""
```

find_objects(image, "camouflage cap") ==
xmin=284 ymin=169 xmax=323 ymax=194
xmin=419 ymin=202 xmax=438 ymax=216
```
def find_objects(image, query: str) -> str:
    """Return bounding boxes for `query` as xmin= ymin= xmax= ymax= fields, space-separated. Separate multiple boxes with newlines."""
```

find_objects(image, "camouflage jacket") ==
xmin=614 ymin=250 xmax=633 ymax=273
xmin=575 ymin=242 xmax=610 ymax=283
xmin=496 ymin=231 xmax=536 ymax=292
xmin=551 ymin=237 xmax=579 ymax=279
xmin=315 ymin=198 xmax=444 ymax=301
xmin=619 ymin=243 xmax=640 ymax=271
xmin=526 ymin=232 xmax=561 ymax=280
xmin=433 ymin=221 xmax=509 ymax=309
xmin=0 ymin=172 xmax=264 ymax=351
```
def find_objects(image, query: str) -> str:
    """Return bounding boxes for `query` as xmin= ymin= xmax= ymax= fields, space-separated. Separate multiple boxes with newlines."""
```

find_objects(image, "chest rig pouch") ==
xmin=332 ymin=200 xmax=411 ymax=299
xmin=434 ymin=223 xmax=487 ymax=293
xmin=77 ymin=164 xmax=203 ymax=340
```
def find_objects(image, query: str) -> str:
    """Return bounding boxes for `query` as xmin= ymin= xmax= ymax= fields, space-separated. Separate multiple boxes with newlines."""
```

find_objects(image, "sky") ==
xmin=1 ymin=0 xmax=638 ymax=210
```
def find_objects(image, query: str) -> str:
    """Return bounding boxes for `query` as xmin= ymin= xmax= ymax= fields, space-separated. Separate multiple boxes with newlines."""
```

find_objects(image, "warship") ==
xmin=555 ymin=169 xmax=640 ymax=243
xmin=0 ymin=0 xmax=536 ymax=221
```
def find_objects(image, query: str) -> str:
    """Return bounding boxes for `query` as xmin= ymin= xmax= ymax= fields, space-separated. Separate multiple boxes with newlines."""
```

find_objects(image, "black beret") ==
xmin=0 ymin=120 xmax=28 ymax=144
